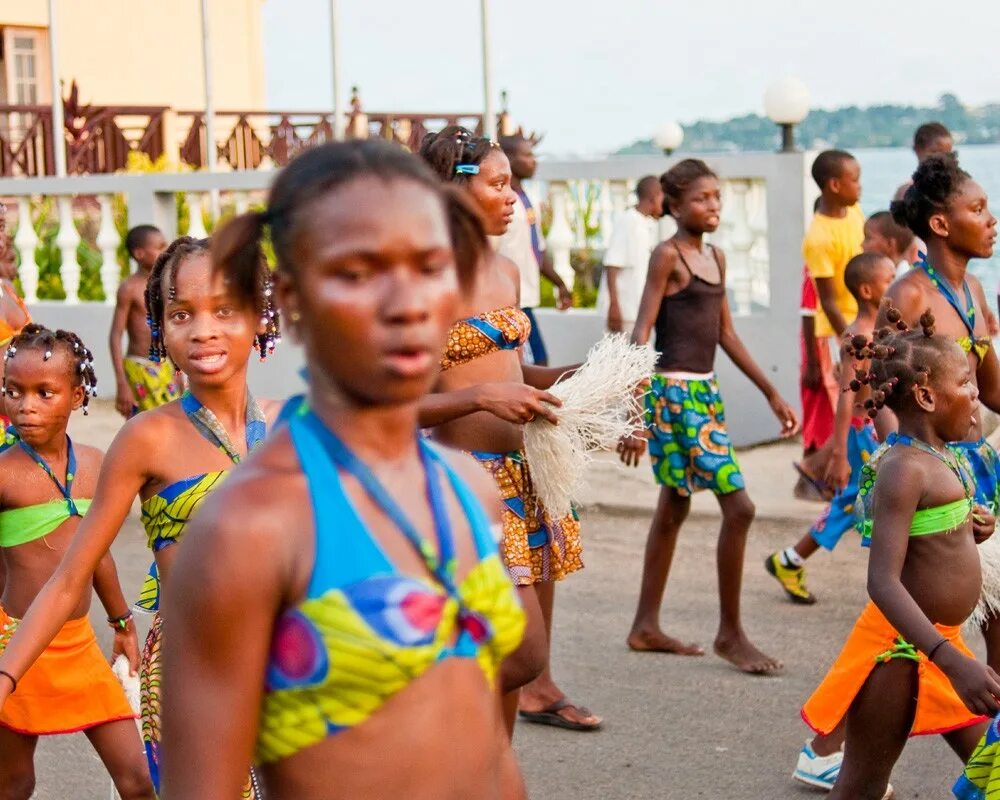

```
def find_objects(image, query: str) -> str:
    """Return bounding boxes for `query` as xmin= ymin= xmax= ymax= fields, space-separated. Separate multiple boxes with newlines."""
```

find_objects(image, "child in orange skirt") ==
xmin=801 ymin=306 xmax=1000 ymax=799
xmin=0 ymin=325 xmax=153 ymax=799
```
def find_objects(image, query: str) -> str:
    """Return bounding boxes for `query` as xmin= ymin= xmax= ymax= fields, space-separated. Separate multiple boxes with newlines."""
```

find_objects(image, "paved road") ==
xmin=24 ymin=403 xmax=969 ymax=798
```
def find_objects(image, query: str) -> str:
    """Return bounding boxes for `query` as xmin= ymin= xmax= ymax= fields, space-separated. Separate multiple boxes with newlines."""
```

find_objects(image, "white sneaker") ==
xmin=792 ymin=742 xmax=894 ymax=797
xmin=792 ymin=741 xmax=842 ymax=790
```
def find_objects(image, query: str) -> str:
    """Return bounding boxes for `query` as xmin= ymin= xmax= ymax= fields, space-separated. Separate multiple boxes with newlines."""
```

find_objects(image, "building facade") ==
xmin=0 ymin=0 xmax=265 ymax=110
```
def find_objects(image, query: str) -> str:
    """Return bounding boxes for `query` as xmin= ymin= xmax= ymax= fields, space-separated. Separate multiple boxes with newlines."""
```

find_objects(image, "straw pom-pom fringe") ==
xmin=968 ymin=532 xmax=1000 ymax=630
xmin=522 ymin=334 xmax=658 ymax=519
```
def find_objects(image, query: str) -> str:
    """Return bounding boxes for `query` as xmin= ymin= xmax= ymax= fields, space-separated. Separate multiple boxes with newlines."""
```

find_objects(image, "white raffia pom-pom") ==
xmin=522 ymin=333 xmax=658 ymax=519
xmin=968 ymin=531 xmax=1000 ymax=630
xmin=111 ymin=653 xmax=142 ymax=732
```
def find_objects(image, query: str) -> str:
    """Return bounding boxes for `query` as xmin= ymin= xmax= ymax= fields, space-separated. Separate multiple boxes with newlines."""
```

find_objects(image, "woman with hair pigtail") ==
xmin=0 ymin=236 xmax=282 ymax=799
xmin=155 ymin=139 xmax=527 ymax=799
xmin=418 ymin=126 xmax=603 ymax=733
xmin=883 ymin=152 xmax=1000 ymax=669
xmin=801 ymin=307 xmax=1000 ymax=799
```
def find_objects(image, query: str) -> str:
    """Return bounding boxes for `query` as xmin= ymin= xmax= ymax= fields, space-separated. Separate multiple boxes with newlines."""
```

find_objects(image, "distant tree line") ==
xmin=618 ymin=94 xmax=1000 ymax=154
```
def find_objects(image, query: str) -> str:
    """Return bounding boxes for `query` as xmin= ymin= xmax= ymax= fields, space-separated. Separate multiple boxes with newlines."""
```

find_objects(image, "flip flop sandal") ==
xmin=519 ymin=698 xmax=603 ymax=731
xmin=793 ymin=462 xmax=834 ymax=500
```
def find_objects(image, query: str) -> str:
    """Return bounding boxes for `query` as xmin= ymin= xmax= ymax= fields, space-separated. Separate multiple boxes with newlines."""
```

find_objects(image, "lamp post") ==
xmin=328 ymin=0 xmax=345 ymax=140
xmin=764 ymin=77 xmax=810 ymax=153
xmin=47 ymin=0 xmax=66 ymax=178
xmin=480 ymin=0 xmax=496 ymax=139
xmin=653 ymin=122 xmax=684 ymax=156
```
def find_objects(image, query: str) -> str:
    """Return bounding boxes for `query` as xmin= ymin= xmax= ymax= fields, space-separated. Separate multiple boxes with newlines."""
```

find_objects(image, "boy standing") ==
xmin=109 ymin=225 xmax=179 ymax=418
xmin=766 ymin=253 xmax=896 ymax=606
xmin=597 ymin=175 xmax=663 ymax=333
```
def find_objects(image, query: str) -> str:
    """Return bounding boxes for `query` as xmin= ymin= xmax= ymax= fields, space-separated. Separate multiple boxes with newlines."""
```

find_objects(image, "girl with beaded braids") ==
xmin=158 ymin=139 xmax=527 ymax=800
xmin=419 ymin=126 xmax=602 ymax=733
xmin=803 ymin=307 xmax=1000 ymax=799
xmin=0 ymin=236 xmax=282 ymax=799
xmin=0 ymin=324 xmax=155 ymax=799
xmin=881 ymin=152 xmax=1000 ymax=667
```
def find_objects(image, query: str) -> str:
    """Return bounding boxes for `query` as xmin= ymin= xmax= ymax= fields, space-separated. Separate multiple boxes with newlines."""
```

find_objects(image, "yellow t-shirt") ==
xmin=803 ymin=204 xmax=864 ymax=338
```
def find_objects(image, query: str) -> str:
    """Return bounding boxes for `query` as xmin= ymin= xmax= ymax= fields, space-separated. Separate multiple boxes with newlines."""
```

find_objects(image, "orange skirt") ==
xmin=0 ymin=606 xmax=136 ymax=735
xmin=802 ymin=601 xmax=986 ymax=737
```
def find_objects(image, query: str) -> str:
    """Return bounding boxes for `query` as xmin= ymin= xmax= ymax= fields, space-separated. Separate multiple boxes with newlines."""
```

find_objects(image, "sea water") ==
xmin=855 ymin=143 xmax=1000 ymax=296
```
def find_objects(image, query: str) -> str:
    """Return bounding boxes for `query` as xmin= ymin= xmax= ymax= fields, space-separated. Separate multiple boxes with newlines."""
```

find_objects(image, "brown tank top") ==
xmin=654 ymin=242 xmax=724 ymax=373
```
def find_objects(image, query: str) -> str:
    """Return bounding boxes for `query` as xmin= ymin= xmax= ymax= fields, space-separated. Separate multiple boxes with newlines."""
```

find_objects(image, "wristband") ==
xmin=107 ymin=611 xmax=133 ymax=631
xmin=0 ymin=669 xmax=16 ymax=693
xmin=927 ymin=637 xmax=948 ymax=662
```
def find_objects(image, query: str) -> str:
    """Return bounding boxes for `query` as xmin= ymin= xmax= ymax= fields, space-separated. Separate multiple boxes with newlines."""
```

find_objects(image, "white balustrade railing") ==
xmin=0 ymin=171 xmax=272 ymax=304
xmin=529 ymin=152 xmax=800 ymax=316
xmin=0 ymin=152 xmax=814 ymax=447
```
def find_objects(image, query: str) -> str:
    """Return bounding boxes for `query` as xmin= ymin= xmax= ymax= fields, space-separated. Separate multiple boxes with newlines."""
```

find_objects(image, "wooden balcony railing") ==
xmin=176 ymin=110 xmax=484 ymax=170
xmin=0 ymin=104 xmax=168 ymax=177
xmin=0 ymin=103 xmax=484 ymax=176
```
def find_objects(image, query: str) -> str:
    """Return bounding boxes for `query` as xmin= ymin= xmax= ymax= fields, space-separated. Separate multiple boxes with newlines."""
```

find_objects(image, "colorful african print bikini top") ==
xmin=858 ymin=432 xmax=973 ymax=546
xmin=255 ymin=408 xmax=525 ymax=765
xmin=440 ymin=306 xmax=531 ymax=371
xmin=0 ymin=434 xmax=91 ymax=548
xmin=917 ymin=252 xmax=992 ymax=363
xmin=136 ymin=392 xmax=266 ymax=612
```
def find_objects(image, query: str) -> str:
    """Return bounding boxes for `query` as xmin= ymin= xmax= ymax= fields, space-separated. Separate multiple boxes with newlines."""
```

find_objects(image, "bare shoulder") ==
xmin=649 ymin=240 xmax=679 ymax=274
xmin=884 ymin=270 xmax=928 ymax=316
xmin=118 ymin=272 xmax=146 ymax=300
xmin=871 ymin=446 xmax=927 ymax=500
xmin=493 ymin=253 xmax=521 ymax=289
xmin=75 ymin=442 xmax=105 ymax=470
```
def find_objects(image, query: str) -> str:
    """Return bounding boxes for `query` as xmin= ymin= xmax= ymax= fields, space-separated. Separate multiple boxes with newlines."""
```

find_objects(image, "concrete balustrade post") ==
xmin=186 ymin=193 xmax=209 ymax=239
xmin=14 ymin=198 xmax=40 ymax=303
xmin=55 ymin=196 xmax=82 ymax=304
xmin=598 ymin=180 xmax=614 ymax=249
xmin=727 ymin=180 xmax=754 ymax=316
xmin=97 ymin=194 xmax=122 ymax=304
xmin=546 ymin=181 xmax=576 ymax=291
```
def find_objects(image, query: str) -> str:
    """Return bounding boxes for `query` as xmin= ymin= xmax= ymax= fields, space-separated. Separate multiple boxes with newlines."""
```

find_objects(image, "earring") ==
xmin=290 ymin=311 xmax=301 ymax=323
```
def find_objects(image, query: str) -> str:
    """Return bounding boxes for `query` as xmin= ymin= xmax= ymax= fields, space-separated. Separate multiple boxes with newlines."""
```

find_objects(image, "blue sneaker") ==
xmin=793 ymin=741 xmax=841 ymax=790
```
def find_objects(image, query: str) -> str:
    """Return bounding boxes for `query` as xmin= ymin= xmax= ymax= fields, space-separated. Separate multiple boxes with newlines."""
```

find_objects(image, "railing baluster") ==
xmin=598 ymin=180 xmax=614 ymax=249
xmin=726 ymin=181 xmax=754 ymax=316
xmin=13 ymin=198 xmax=40 ymax=303
xmin=546 ymin=181 xmax=576 ymax=291
xmin=55 ymin=196 xmax=82 ymax=304
xmin=235 ymin=191 xmax=250 ymax=215
xmin=96 ymin=194 xmax=121 ymax=303
xmin=186 ymin=193 xmax=208 ymax=239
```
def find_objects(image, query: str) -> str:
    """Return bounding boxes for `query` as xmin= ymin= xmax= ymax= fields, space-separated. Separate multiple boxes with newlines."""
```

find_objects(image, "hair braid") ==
xmin=3 ymin=323 xmax=98 ymax=413
xmin=842 ymin=299 xmax=953 ymax=419
xmin=144 ymin=236 xmax=280 ymax=364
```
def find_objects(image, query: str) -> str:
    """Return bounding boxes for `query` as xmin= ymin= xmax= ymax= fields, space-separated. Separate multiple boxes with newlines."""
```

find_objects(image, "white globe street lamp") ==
xmin=764 ymin=77 xmax=810 ymax=152
xmin=653 ymin=122 xmax=684 ymax=156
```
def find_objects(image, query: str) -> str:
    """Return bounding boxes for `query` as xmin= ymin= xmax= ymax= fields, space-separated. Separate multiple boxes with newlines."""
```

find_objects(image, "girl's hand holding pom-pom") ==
xmin=972 ymin=505 xmax=997 ymax=545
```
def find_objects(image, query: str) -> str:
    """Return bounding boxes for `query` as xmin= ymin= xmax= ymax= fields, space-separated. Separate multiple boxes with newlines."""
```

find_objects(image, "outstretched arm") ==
xmin=0 ymin=422 xmax=151 ymax=706
xmin=92 ymin=551 xmax=140 ymax=674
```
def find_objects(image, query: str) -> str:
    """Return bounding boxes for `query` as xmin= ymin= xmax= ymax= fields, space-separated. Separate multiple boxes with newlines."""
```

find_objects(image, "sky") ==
xmin=262 ymin=0 xmax=1000 ymax=156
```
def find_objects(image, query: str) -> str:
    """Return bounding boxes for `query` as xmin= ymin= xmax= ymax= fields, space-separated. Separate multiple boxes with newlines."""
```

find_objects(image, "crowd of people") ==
xmin=0 ymin=119 xmax=996 ymax=799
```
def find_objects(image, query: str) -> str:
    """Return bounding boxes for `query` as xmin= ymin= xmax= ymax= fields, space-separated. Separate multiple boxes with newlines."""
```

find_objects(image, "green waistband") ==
xmin=0 ymin=499 xmax=92 ymax=548
xmin=910 ymin=497 xmax=971 ymax=536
